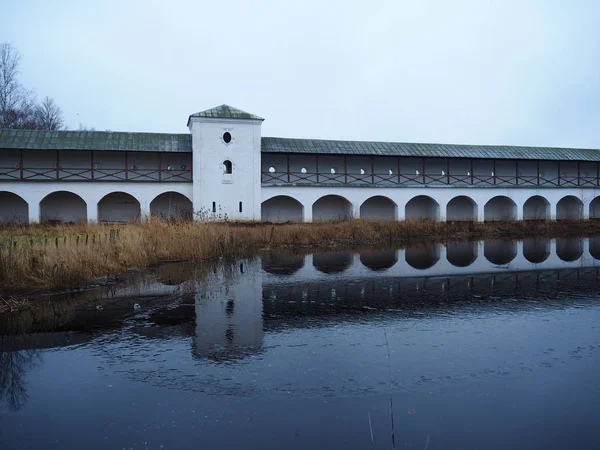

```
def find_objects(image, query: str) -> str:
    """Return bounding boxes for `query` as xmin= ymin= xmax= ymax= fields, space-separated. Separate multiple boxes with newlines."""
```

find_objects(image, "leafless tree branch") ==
xmin=0 ymin=42 xmax=65 ymax=130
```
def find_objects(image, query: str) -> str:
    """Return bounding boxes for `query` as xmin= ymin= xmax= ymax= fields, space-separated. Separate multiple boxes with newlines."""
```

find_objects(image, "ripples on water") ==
xmin=1 ymin=238 xmax=600 ymax=449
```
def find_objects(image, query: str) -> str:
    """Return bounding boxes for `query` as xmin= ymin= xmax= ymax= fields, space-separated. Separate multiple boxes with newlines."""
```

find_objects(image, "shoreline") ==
xmin=2 ymin=219 xmax=600 ymax=297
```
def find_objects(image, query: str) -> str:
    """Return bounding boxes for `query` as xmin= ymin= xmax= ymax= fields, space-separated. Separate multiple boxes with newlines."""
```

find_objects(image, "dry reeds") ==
xmin=1 ymin=218 xmax=599 ymax=293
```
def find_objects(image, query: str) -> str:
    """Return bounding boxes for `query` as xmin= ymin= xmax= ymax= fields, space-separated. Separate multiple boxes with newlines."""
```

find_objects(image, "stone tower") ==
xmin=187 ymin=105 xmax=264 ymax=220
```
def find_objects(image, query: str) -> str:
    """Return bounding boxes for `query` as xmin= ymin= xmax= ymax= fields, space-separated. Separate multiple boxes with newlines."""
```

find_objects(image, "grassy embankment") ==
xmin=1 ymin=219 xmax=600 ymax=295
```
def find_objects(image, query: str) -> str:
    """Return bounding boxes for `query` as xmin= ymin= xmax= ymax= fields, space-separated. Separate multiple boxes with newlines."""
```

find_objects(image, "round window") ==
xmin=223 ymin=132 xmax=232 ymax=144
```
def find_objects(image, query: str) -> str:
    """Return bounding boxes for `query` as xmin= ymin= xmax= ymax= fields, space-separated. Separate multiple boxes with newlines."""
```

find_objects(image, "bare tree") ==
xmin=1 ymin=42 xmax=68 ymax=130
xmin=34 ymin=96 xmax=64 ymax=130
xmin=0 ymin=42 xmax=36 ymax=129
xmin=0 ymin=349 xmax=41 ymax=411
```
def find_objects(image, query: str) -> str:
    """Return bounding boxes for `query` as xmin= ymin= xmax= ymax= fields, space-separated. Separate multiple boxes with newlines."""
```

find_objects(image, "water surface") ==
xmin=1 ymin=238 xmax=600 ymax=449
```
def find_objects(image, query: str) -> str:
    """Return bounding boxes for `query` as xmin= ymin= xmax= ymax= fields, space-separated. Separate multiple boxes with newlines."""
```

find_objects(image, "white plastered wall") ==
xmin=0 ymin=182 xmax=192 ymax=223
xmin=189 ymin=117 xmax=262 ymax=220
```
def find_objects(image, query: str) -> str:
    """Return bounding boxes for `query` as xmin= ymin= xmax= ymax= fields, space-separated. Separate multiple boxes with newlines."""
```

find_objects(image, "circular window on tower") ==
xmin=222 ymin=132 xmax=232 ymax=144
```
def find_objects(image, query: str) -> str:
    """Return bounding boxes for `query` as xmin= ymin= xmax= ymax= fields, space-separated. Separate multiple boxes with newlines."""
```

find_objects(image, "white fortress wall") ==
xmin=261 ymin=185 xmax=600 ymax=222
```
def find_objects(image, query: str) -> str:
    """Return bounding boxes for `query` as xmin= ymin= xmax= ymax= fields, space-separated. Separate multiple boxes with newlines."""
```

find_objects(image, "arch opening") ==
xmin=446 ymin=196 xmax=477 ymax=222
xmin=151 ymin=192 xmax=193 ymax=221
xmin=447 ymin=241 xmax=477 ymax=267
xmin=484 ymin=196 xmax=516 ymax=221
xmin=556 ymin=238 xmax=583 ymax=262
xmin=261 ymin=196 xmax=303 ymax=223
xmin=590 ymin=197 xmax=600 ymax=219
xmin=360 ymin=250 xmax=398 ymax=271
xmin=405 ymin=244 xmax=440 ymax=270
xmin=313 ymin=252 xmax=353 ymax=274
xmin=40 ymin=191 xmax=87 ymax=224
xmin=360 ymin=196 xmax=397 ymax=221
xmin=223 ymin=160 xmax=232 ymax=174
xmin=484 ymin=239 xmax=516 ymax=265
xmin=523 ymin=196 xmax=550 ymax=220
xmin=405 ymin=196 xmax=440 ymax=221
xmin=312 ymin=195 xmax=352 ymax=221
xmin=523 ymin=238 xmax=550 ymax=264
xmin=0 ymin=192 xmax=28 ymax=224
xmin=98 ymin=192 xmax=141 ymax=223
xmin=556 ymin=196 xmax=583 ymax=220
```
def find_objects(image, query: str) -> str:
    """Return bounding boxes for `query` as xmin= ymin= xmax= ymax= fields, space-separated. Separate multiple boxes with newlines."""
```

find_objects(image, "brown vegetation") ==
xmin=1 ymin=219 xmax=600 ymax=294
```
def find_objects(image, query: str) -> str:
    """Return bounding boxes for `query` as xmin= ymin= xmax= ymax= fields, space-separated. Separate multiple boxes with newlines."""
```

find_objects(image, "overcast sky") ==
xmin=3 ymin=0 xmax=599 ymax=148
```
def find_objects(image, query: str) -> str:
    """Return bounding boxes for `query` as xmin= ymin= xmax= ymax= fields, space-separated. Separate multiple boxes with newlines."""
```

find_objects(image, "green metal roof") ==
xmin=187 ymin=104 xmax=264 ymax=125
xmin=2 ymin=128 xmax=600 ymax=162
xmin=261 ymin=137 xmax=600 ymax=162
xmin=0 ymin=129 xmax=192 ymax=152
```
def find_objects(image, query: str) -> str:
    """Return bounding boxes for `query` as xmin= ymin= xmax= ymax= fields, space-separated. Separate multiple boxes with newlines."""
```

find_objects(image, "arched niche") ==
xmin=359 ymin=196 xmax=397 ymax=221
xmin=484 ymin=196 xmax=516 ymax=221
xmin=0 ymin=191 xmax=28 ymax=224
xmin=261 ymin=196 xmax=303 ymax=222
xmin=405 ymin=196 xmax=440 ymax=221
xmin=151 ymin=192 xmax=193 ymax=221
xmin=98 ymin=192 xmax=141 ymax=223
xmin=40 ymin=191 xmax=87 ymax=223
xmin=523 ymin=196 xmax=550 ymax=220
xmin=589 ymin=197 xmax=600 ymax=219
xmin=312 ymin=195 xmax=352 ymax=221
xmin=556 ymin=196 xmax=583 ymax=220
xmin=446 ymin=196 xmax=477 ymax=222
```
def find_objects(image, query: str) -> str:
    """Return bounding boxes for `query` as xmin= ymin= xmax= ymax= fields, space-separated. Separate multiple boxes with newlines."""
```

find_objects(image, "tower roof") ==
xmin=187 ymin=104 xmax=264 ymax=125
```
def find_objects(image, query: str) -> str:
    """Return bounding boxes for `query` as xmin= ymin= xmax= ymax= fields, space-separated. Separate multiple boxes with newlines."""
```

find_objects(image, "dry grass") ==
xmin=1 ymin=218 xmax=600 ymax=294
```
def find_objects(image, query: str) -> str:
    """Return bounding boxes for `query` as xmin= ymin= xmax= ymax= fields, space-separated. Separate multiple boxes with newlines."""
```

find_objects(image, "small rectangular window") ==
xmin=239 ymin=201 xmax=243 ymax=213
xmin=212 ymin=202 xmax=216 ymax=213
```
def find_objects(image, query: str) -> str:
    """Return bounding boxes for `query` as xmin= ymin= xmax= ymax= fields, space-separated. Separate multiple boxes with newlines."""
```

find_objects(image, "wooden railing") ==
xmin=262 ymin=171 xmax=597 ymax=187
xmin=0 ymin=166 xmax=192 ymax=182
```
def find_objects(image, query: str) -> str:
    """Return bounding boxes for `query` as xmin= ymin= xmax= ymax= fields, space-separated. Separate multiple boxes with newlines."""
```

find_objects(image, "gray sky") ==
xmin=3 ymin=0 xmax=599 ymax=148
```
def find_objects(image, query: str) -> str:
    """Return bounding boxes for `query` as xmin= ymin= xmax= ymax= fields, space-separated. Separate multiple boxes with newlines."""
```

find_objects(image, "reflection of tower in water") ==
xmin=193 ymin=262 xmax=264 ymax=360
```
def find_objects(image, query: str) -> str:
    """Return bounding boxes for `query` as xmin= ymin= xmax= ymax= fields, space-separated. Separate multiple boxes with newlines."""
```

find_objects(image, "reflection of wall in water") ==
xmin=260 ymin=238 xmax=599 ymax=285
xmin=447 ymin=241 xmax=478 ymax=267
xmin=193 ymin=262 xmax=264 ymax=359
xmin=556 ymin=238 xmax=583 ymax=262
xmin=262 ymin=253 xmax=305 ymax=275
xmin=484 ymin=240 xmax=517 ymax=265
xmin=405 ymin=245 xmax=440 ymax=269
xmin=360 ymin=250 xmax=398 ymax=271
xmin=262 ymin=268 xmax=600 ymax=318
xmin=523 ymin=239 xmax=550 ymax=263
xmin=313 ymin=252 xmax=353 ymax=274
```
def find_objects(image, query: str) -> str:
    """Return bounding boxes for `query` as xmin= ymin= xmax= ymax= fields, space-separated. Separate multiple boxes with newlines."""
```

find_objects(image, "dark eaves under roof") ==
xmin=1 ymin=129 xmax=600 ymax=162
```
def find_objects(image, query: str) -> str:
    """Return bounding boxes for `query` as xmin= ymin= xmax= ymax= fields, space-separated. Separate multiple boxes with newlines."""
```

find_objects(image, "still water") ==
xmin=2 ymin=238 xmax=600 ymax=449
